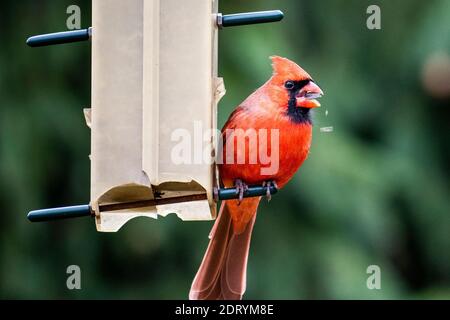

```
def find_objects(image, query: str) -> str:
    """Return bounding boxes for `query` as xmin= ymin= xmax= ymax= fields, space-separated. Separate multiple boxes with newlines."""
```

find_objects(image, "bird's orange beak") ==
xmin=296 ymin=81 xmax=324 ymax=108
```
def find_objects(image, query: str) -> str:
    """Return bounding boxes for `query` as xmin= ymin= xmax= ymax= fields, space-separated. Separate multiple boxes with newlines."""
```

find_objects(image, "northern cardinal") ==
xmin=190 ymin=56 xmax=323 ymax=300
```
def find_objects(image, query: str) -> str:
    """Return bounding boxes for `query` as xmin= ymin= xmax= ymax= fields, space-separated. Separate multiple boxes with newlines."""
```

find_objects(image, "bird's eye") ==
xmin=284 ymin=81 xmax=295 ymax=90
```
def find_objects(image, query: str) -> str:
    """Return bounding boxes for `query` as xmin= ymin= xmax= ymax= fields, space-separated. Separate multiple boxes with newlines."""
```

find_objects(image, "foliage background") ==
xmin=0 ymin=0 xmax=449 ymax=299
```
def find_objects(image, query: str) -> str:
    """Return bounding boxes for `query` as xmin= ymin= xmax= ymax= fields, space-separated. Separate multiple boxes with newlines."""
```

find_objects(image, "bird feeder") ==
xmin=26 ymin=0 xmax=283 ymax=231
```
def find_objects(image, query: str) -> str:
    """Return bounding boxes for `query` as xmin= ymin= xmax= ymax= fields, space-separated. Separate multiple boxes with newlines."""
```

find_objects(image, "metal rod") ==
xmin=27 ymin=194 xmax=208 ymax=222
xmin=219 ymin=10 xmax=284 ymax=28
xmin=26 ymin=28 xmax=92 ymax=47
xmin=27 ymin=186 xmax=278 ymax=222
xmin=27 ymin=205 xmax=92 ymax=222
xmin=215 ymin=185 xmax=278 ymax=201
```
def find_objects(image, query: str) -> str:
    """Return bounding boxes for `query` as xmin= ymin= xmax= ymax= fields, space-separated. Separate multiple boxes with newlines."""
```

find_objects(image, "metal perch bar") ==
xmin=218 ymin=10 xmax=284 ymax=28
xmin=26 ymin=28 xmax=92 ymax=47
xmin=27 ymin=185 xmax=277 ymax=222
xmin=215 ymin=185 xmax=278 ymax=200
xmin=27 ymin=205 xmax=92 ymax=222
xmin=25 ymin=9 xmax=284 ymax=48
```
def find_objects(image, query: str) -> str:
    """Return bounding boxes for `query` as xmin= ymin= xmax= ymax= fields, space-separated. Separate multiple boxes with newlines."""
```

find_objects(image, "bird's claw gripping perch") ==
xmin=262 ymin=181 xmax=278 ymax=201
xmin=234 ymin=179 xmax=249 ymax=203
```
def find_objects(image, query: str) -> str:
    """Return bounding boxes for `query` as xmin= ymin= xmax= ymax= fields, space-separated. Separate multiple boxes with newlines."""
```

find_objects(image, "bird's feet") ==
xmin=234 ymin=179 xmax=249 ymax=203
xmin=262 ymin=180 xmax=278 ymax=202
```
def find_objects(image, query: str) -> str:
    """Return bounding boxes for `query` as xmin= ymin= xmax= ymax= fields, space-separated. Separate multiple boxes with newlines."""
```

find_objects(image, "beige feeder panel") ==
xmin=88 ymin=0 xmax=224 ymax=232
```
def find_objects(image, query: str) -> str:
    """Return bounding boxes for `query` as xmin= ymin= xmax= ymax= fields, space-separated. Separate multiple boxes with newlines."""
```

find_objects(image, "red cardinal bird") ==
xmin=189 ymin=56 xmax=323 ymax=300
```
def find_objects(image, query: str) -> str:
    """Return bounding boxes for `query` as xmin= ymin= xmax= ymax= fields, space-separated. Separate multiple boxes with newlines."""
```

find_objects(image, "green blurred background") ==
xmin=0 ymin=0 xmax=449 ymax=299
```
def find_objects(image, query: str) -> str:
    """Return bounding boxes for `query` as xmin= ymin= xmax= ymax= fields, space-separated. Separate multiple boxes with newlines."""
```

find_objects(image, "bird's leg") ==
xmin=234 ymin=179 xmax=249 ymax=203
xmin=262 ymin=180 xmax=278 ymax=202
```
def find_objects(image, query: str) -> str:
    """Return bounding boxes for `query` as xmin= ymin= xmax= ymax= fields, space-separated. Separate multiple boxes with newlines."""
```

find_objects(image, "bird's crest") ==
xmin=270 ymin=56 xmax=312 ymax=82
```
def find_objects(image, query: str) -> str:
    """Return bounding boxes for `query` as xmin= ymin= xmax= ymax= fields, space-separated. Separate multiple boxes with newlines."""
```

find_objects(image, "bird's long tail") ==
xmin=189 ymin=198 xmax=260 ymax=300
